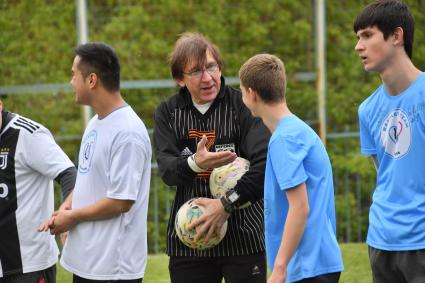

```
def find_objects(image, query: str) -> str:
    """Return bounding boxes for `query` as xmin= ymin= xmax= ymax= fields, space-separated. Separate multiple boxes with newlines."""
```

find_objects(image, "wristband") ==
xmin=220 ymin=189 xmax=240 ymax=213
xmin=220 ymin=195 xmax=235 ymax=213
xmin=187 ymin=154 xmax=206 ymax=172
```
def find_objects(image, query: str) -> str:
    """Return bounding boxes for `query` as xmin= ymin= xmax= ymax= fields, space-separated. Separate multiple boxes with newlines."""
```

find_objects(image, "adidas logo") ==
xmin=251 ymin=265 xmax=261 ymax=275
xmin=181 ymin=147 xmax=193 ymax=156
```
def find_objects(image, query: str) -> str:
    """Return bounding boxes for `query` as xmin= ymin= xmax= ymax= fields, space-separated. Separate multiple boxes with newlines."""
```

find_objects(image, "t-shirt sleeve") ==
xmin=107 ymin=131 xmax=149 ymax=201
xmin=269 ymin=135 xmax=308 ymax=191
xmin=358 ymin=104 xmax=376 ymax=155
xmin=22 ymin=127 xmax=74 ymax=179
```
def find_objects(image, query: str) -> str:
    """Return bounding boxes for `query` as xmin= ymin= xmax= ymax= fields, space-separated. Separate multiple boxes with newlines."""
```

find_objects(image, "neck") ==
xmin=380 ymin=53 xmax=421 ymax=96
xmin=91 ymin=90 xmax=126 ymax=119
xmin=258 ymin=101 xmax=291 ymax=133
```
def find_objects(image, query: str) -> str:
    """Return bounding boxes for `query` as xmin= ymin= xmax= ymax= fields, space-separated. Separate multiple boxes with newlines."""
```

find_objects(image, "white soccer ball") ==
xmin=209 ymin=157 xmax=251 ymax=208
xmin=175 ymin=198 xmax=228 ymax=250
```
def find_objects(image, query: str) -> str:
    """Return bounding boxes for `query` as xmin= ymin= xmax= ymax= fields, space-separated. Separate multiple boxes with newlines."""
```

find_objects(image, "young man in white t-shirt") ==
xmin=40 ymin=42 xmax=151 ymax=283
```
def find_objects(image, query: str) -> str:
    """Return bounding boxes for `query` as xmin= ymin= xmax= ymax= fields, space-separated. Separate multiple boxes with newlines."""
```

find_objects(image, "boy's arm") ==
xmin=269 ymin=182 xmax=309 ymax=283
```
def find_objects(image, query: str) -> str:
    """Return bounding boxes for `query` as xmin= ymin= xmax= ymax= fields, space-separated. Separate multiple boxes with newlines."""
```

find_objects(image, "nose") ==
xmin=200 ymin=69 xmax=213 ymax=81
xmin=70 ymin=78 xmax=76 ymax=91
xmin=355 ymin=39 xmax=364 ymax=52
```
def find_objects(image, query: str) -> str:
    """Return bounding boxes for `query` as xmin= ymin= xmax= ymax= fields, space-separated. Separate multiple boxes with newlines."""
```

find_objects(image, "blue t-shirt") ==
xmin=359 ymin=72 xmax=425 ymax=250
xmin=264 ymin=115 xmax=343 ymax=283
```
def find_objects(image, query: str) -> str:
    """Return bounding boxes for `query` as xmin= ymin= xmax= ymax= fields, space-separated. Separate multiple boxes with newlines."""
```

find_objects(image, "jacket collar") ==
xmin=1 ymin=110 xmax=16 ymax=134
xmin=176 ymin=76 xmax=227 ymax=109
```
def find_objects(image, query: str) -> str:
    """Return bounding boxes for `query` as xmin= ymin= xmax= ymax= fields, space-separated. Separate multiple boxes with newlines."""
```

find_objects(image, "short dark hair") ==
xmin=169 ymin=32 xmax=223 ymax=80
xmin=353 ymin=0 xmax=414 ymax=58
xmin=75 ymin=42 xmax=120 ymax=92
xmin=239 ymin=54 xmax=286 ymax=104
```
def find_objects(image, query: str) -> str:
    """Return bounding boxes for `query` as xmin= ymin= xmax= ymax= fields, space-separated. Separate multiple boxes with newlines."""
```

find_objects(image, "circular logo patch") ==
xmin=79 ymin=130 xmax=97 ymax=173
xmin=380 ymin=109 xmax=411 ymax=159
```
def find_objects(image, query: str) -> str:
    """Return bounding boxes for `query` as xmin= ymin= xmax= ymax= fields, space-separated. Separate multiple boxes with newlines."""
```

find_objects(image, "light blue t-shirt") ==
xmin=264 ymin=115 xmax=343 ymax=283
xmin=359 ymin=72 xmax=425 ymax=250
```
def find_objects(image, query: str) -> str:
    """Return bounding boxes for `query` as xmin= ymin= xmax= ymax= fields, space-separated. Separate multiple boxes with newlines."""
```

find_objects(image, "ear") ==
xmin=393 ymin=27 xmax=404 ymax=46
xmin=87 ymin=73 xmax=98 ymax=89
xmin=247 ymin=87 xmax=258 ymax=101
xmin=0 ymin=100 xmax=3 ymax=111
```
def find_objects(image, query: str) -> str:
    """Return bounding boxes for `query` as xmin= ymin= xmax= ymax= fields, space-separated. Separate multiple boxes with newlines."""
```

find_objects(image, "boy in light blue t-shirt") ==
xmin=354 ymin=1 xmax=425 ymax=282
xmin=239 ymin=54 xmax=343 ymax=283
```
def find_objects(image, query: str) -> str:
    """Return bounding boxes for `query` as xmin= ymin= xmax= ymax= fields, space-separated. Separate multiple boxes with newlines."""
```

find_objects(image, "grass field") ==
xmin=57 ymin=243 xmax=371 ymax=282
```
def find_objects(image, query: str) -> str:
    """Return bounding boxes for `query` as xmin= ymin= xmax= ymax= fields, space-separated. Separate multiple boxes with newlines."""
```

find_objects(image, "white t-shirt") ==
xmin=60 ymin=105 xmax=151 ymax=280
xmin=0 ymin=114 xmax=74 ymax=277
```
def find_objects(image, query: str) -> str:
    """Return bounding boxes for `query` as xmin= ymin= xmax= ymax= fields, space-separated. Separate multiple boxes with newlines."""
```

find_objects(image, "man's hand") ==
xmin=195 ymin=135 xmax=237 ymax=169
xmin=37 ymin=216 xmax=56 ymax=233
xmin=186 ymin=198 xmax=230 ymax=243
xmin=38 ymin=192 xmax=73 ymax=234
xmin=47 ymin=209 xmax=77 ymax=235
xmin=37 ymin=216 xmax=69 ymax=245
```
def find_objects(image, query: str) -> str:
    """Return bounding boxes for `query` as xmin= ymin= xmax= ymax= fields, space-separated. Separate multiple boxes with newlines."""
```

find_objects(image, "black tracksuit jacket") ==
xmin=153 ymin=77 xmax=270 ymax=257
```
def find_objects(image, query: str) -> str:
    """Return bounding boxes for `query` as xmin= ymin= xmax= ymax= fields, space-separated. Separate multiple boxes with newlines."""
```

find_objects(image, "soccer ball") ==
xmin=175 ymin=198 xmax=228 ymax=250
xmin=209 ymin=157 xmax=251 ymax=208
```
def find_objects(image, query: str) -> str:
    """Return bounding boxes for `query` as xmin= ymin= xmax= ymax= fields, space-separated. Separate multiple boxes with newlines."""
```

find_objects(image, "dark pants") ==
xmin=72 ymin=275 xmax=142 ymax=283
xmin=169 ymin=253 xmax=267 ymax=283
xmin=369 ymin=246 xmax=425 ymax=283
xmin=0 ymin=265 xmax=56 ymax=283
xmin=295 ymin=272 xmax=340 ymax=283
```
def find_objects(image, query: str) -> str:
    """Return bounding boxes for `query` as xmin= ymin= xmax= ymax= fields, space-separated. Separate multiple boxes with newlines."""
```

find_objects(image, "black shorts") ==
xmin=0 ymin=264 xmax=56 ymax=283
xmin=72 ymin=275 xmax=142 ymax=283
xmin=295 ymin=272 xmax=340 ymax=283
xmin=369 ymin=246 xmax=425 ymax=283
xmin=169 ymin=252 xmax=267 ymax=283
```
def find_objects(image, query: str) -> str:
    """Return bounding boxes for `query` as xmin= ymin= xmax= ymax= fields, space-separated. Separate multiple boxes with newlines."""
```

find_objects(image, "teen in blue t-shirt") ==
xmin=354 ymin=1 xmax=425 ymax=282
xmin=239 ymin=54 xmax=343 ymax=283
xmin=359 ymin=74 xmax=425 ymax=250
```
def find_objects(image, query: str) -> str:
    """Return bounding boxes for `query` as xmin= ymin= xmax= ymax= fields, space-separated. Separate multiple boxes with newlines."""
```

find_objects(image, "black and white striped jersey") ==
xmin=0 ymin=113 xmax=74 ymax=277
xmin=154 ymin=78 xmax=270 ymax=257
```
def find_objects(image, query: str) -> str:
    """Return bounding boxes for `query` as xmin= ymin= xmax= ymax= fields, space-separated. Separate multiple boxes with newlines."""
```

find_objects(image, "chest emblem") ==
xmin=215 ymin=143 xmax=235 ymax=152
xmin=0 ymin=150 xmax=8 ymax=170
xmin=380 ymin=109 xmax=411 ymax=159
xmin=79 ymin=130 xmax=97 ymax=174
xmin=188 ymin=129 xmax=216 ymax=150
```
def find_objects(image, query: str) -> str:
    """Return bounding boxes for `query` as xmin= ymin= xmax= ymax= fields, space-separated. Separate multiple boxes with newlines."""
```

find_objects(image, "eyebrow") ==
xmin=357 ymin=30 xmax=371 ymax=37
xmin=187 ymin=66 xmax=200 ymax=72
xmin=358 ymin=27 xmax=374 ymax=34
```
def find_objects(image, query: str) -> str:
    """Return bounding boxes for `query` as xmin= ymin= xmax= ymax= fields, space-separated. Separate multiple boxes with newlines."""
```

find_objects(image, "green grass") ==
xmin=57 ymin=243 xmax=371 ymax=282
xmin=340 ymin=243 xmax=372 ymax=283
